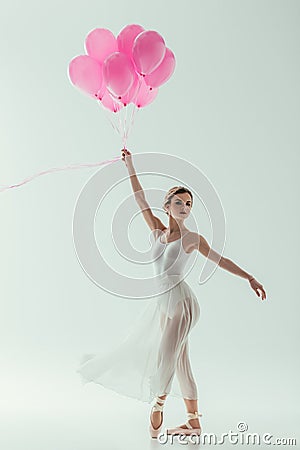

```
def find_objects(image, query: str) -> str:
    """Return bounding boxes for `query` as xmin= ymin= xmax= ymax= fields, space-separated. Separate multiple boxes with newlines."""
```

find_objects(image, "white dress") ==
xmin=76 ymin=229 xmax=201 ymax=403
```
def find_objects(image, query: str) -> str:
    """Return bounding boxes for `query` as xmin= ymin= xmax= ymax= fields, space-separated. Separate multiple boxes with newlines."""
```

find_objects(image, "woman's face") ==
xmin=167 ymin=193 xmax=192 ymax=220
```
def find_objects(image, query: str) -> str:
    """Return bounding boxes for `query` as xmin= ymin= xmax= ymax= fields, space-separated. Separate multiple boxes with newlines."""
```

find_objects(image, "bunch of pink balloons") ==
xmin=68 ymin=24 xmax=176 ymax=112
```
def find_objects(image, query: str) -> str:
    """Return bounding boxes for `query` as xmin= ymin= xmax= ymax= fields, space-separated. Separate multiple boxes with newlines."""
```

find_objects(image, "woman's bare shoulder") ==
xmin=184 ymin=231 xmax=201 ymax=251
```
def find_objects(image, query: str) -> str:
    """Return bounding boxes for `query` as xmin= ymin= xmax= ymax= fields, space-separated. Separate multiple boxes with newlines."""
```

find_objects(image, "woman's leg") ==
xmin=150 ymin=309 xmax=186 ymax=428
xmin=182 ymin=398 xmax=201 ymax=429
xmin=150 ymin=394 xmax=167 ymax=429
xmin=155 ymin=315 xmax=181 ymax=394
xmin=176 ymin=339 xmax=198 ymax=400
xmin=151 ymin=299 xmax=198 ymax=429
xmin=176 ymin=340 xmax=201 ymax=429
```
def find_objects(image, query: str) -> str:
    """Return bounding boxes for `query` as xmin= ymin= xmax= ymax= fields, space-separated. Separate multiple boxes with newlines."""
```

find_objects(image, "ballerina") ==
xmin=121 ymin=148 xmax=266 ymax=438
xmin=76 ymin=148 xmax=267 ymax=439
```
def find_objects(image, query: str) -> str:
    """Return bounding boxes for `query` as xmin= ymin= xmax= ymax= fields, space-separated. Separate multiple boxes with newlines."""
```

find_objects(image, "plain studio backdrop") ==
xmin=0 ymin=1 xmax=299 ymax=449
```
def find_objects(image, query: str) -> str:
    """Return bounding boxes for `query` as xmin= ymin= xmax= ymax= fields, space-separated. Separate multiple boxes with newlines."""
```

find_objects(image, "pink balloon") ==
xmin=144 ymin=48 xmax=175 ymax=88
xmin=133 ymin=78 xmax=158 ymax=108
xmin=118 ymin=74 xmax=140 ymax=106
xmin=100 ymin=88 xmax=123 ymax=112
xmin=132 ymin=30 xmax=166 ymax=76
xmin=96 ymin=82 xmax=106 ymax=101
xmin=103 ymin=52 xmax=135 ymax=98
xmin=85 ymin=28 xmax=118 ymax=63
xmin=117 ymin=24 xmax=144 ymax=58
xmin=68 ymin=55 xmax=104 ymax=98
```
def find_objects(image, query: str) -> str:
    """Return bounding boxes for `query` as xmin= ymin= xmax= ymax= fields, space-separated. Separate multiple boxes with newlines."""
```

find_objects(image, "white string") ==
xmin=99 ymin=101 xmax=120 ymax=135
xmin=124 ymin=76 xmax=144 ymax=142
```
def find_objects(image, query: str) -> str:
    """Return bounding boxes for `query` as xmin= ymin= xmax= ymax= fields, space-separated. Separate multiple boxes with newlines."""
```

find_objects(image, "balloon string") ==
xmin=118 ymin=105 xmax=122 ymax=142
xmin=98 ymin=81 xmax=143 ymax=150
xmin=125 ymin=76 xmax=143 ymax=142
xmin=122 ymin=103 xmax=128 ymax=149
xmin=99 ymin=101 xmax=121 ymax=135
xmin=120 ymin=106 xmax=124 ymax=147
xmin=0 ymin=155 xmax=122 ymax=193
xmin=131 ymin=76 xmax=144 ymax=138
xmin=126 ymin=103 xmax=138 ymax=141
xmin=124 ymin=105 xmax=131 ymax=143
xmin=125 ymin=103 xmax=134 ymax=142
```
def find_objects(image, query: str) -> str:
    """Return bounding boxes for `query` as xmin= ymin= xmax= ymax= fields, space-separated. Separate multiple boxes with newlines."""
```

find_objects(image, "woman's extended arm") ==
xmin=198 ymin=234 xmax=267 ymax=301
xmin=219 ymin=257 xmax=253 ymax=281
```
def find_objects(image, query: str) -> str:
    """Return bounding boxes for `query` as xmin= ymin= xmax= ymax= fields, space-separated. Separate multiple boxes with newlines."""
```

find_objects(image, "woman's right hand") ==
xmin=249 ymin=277 xmax=267 ymax=301
xmin=121 ymin=148 xmax=133 ymax=169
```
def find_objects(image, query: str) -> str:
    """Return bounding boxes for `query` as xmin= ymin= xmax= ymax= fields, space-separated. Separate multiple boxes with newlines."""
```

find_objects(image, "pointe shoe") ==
xmin=166 ymin=411 xmax=203 ymax=436
xmin=149 ymin=396 xmax=166 ymax=438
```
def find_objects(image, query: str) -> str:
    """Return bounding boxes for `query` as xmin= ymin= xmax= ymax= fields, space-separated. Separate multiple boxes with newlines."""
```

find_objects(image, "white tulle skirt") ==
xmin=76 ymin=274 xmax=200 ymax=403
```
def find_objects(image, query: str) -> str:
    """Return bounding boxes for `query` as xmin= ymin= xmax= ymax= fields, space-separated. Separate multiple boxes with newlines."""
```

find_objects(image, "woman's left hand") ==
xmin=249 ymin=278 xmax=267 ymax=301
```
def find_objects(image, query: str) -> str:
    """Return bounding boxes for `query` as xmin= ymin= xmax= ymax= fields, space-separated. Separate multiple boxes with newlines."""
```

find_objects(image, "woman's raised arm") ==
xmin=121 ymin=149 xmax=166 ymax=233
xmin=121 ymin=149 xmax=146 ymax=206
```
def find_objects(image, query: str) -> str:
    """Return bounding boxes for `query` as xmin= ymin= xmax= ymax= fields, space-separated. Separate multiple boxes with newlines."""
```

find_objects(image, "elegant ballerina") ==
xmin=76 ymin=148 xmax=267 ymax=439
xmin=120 ymin=149 xmax=267 ymax=438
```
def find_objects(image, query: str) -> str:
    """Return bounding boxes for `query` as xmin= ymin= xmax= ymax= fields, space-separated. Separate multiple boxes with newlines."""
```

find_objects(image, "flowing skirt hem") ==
xmin=76 ymin=367 xmax=183 ymax=404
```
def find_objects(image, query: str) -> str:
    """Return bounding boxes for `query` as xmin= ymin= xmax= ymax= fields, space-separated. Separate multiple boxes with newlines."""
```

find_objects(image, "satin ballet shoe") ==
xmin=149 ymin=396 xmax=166 ymax=438
xmin=166 ymin=411 xmax=203 ymax=436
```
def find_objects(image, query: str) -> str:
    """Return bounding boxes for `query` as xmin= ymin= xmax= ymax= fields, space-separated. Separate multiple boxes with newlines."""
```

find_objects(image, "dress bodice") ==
xmin=151 ymin=229 xmax=193 ymax=279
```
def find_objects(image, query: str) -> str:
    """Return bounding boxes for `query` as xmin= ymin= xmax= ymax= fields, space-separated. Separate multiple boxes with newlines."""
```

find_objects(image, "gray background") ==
xmin=0 ymin=0 xmax=299 ymax=449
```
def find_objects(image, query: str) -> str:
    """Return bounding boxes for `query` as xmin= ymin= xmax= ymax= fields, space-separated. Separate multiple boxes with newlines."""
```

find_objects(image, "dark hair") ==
xmin=163 ymin=186 xmax=193 ymax=215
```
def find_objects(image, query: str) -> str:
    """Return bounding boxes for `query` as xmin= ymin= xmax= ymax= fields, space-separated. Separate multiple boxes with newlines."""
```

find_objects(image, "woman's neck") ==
xmin=167 ymin=224 xmax=188 ymax=235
